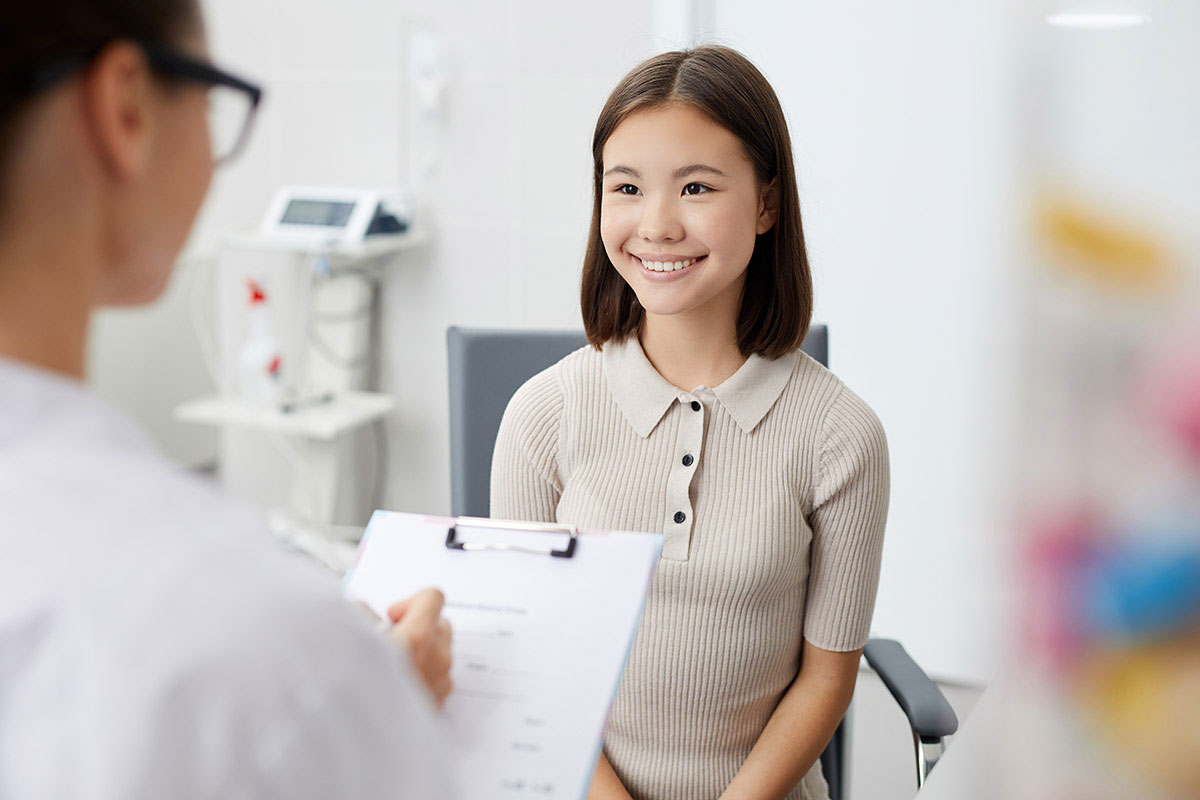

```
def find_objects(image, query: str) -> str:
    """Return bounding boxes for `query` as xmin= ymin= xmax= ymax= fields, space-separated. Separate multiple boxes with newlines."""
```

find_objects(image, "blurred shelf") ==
xmin=222 ymin=229 xmax=432 ymax=261
xmin=174 ymin=392 xmax=395 ymax=441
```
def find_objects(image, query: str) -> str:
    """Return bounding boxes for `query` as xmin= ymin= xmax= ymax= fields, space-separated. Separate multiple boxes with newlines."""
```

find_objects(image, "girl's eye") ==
xmin=683 ymin=182 xmax=711 ymax=196
xmin=615 ymin=184 xmax=641 ymax=196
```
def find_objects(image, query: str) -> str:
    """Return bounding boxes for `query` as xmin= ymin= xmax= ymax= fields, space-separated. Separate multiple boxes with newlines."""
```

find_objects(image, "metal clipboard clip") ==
xmin=445 ymin=516 xmax=579 ymax=559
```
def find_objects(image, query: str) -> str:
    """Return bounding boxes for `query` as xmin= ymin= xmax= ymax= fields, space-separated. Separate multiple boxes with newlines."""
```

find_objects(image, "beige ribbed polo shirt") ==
xmin=491 ymin=337 xmax=889 ymax=800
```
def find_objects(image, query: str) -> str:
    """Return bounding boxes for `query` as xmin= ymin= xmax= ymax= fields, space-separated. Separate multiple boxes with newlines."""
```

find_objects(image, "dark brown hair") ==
xmin=0 ymin=0 xmax=200 ymax=207
xmin=580 ymin=45 xmax=813 ymax=359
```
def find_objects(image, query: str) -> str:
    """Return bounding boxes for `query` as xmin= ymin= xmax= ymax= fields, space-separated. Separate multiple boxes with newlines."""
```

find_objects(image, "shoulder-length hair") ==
xmin=580 ymin=45 xmax=813 ymax=359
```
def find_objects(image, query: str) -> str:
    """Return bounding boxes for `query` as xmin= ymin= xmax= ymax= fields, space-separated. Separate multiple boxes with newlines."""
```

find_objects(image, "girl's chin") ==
xmin=631 ymin=292 xmax=701 ymax=319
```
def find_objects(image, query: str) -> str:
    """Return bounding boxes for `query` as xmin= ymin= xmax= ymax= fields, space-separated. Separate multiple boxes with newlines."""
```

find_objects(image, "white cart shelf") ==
xmin=175 ymin=392 xmax=395 ymax=441
xmin=175 ymin=392 xmax=395 ymax=533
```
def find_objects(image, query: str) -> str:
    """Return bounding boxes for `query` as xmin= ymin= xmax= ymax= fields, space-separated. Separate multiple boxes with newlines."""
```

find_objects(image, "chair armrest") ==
xmin=863 ymin=638 xmax=958 ymax=741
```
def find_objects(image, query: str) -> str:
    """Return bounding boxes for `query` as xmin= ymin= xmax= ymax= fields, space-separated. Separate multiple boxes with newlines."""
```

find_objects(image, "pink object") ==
xmin=1023 ymin=509 xmax=1097 ymax=674
xmin=1140 ymin=337 xmax=1200 ymax=460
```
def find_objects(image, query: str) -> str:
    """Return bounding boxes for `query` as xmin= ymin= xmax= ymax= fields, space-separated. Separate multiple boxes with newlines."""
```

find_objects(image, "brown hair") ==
xmin=580 ymin=45 xmax=813 ymax=359
xmin=0 ymin=0 xmax=200 ymax=209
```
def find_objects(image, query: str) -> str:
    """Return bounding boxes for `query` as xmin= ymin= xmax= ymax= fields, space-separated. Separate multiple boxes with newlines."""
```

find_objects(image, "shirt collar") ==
xmin=0 ymin=356 xmax=153 ymax=452
xmin=602 ymin=337 xmax=797 ymax=438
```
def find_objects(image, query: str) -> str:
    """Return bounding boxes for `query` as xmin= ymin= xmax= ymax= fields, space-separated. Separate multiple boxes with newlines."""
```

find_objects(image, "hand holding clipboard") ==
xmin=343 ymin=512 xmax=663 ymax=800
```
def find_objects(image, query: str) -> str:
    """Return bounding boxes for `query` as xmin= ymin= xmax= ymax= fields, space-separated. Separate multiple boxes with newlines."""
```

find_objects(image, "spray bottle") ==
xmin=239 ymin=279 xmax=284 ymax=409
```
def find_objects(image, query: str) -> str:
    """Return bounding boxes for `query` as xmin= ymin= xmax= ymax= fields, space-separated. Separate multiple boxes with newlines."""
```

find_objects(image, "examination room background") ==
xmin=86 ymin=0 xmax=1011 ymax=708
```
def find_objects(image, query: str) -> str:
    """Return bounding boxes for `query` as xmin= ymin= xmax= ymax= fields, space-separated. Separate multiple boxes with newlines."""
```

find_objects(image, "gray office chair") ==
xmin=446 ymin=325 xmax=958 ymax=799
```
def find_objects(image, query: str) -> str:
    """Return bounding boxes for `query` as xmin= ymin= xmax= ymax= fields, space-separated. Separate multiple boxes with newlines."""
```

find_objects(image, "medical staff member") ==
xmin=0 ymin=1 xmax=455 ymax=798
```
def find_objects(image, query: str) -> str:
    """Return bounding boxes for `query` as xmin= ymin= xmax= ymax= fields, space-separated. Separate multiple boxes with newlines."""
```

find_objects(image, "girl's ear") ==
xmin=756 ymin=177 xmax=779 ymax=235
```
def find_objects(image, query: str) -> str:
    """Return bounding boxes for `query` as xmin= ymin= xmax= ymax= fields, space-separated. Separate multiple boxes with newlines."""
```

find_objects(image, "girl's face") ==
xmin=600 ymin=103 xmax=776 ymax=322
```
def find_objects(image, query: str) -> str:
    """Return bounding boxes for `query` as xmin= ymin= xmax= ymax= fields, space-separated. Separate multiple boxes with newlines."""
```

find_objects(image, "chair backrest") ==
xmin=445 ymin=323 xmax=844 ymax=798
xmin=447 ymin=327 xmax=589 ymax=518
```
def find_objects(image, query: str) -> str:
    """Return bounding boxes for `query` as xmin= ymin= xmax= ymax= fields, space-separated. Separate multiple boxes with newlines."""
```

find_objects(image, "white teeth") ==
xmin=641 ymin=257 xmax=697 ymax=272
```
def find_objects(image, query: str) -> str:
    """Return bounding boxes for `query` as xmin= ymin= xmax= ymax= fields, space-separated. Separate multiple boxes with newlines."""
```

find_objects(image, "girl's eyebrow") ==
xmin=601 ymin=164 xmax=727 ymax=180
xmin=602 ymin=165 xmax=640 ymax=179
xmin=673 ymin=164 xmax=727 ymax=179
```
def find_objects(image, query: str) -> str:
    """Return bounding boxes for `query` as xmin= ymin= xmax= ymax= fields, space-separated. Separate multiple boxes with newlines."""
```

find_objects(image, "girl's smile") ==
xmin=633 ymin=253 xmax=708 ymax=280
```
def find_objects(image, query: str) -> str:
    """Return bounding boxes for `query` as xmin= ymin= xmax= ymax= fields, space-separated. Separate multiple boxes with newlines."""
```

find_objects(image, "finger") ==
xmin=393 ymin=588 xmax=445 ymax=630
xmin=387 ymin=587 xmax=444 ymax=624
xmin=432 ymin=635 xmax=452 ymax=670
xmin=386 ymin=597 xmax=410 ymax=623
xmin=384 ymin=622 xmax=414 ymax=652
xmin=435 ymin=652 xmax=453 ymax=683
xmin=433 ymin=676 xmax=454 ymax=706
xmin=435 ymin=634 xmax=452 ymax=665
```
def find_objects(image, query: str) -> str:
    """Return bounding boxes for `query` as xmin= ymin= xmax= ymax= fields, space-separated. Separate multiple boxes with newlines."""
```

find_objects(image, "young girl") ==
xmin=492 ymin=46 xmax=889 ymax=800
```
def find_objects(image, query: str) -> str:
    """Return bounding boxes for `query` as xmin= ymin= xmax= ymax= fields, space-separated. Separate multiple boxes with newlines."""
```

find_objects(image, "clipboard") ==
xmin=342 ymin=511 xmax=663 ymax=800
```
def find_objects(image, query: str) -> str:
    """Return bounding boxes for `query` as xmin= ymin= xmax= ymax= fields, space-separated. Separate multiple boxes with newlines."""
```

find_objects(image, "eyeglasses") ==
xmin=16 ymin=41 xmax=264 ymax=166
xmin=141 ymin=43 xmax=263 ymax=165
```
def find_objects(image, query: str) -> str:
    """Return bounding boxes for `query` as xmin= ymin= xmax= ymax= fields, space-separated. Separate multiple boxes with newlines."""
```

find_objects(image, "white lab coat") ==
xmin=0 ymin=358 xmax=455 ymax=799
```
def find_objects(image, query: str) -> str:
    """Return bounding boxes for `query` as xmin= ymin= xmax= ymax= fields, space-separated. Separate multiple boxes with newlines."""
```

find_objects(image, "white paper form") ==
xmin=342 ymin=511 xmax=663 ymax=800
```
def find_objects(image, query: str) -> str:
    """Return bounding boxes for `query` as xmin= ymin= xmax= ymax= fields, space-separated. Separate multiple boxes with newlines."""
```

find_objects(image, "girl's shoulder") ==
xmin=791 ymin=347 xmax=841 ymax=390
xmin=777 ymin=348 xmax=847 ymax=414
xmin=786 ymin=349 xmax=887 ymax=444
xmin=504 ymin=344 xmax=599 ymax=422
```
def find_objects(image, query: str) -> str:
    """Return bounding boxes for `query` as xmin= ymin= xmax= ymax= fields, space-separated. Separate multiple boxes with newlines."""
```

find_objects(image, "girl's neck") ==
xmin=639 ymin=302 xmax=747 ymax=392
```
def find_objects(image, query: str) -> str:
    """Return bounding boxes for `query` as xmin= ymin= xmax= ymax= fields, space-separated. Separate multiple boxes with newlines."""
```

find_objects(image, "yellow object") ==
xmin=1036 ymin=197 xmax=1173 ymax=292
xmin=1080 ymin=633 xmax=1200 ymax=797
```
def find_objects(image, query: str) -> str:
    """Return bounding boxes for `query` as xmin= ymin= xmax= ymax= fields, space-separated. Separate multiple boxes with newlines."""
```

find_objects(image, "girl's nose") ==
xmin=637 ymin=197 xmax=684 ymax=242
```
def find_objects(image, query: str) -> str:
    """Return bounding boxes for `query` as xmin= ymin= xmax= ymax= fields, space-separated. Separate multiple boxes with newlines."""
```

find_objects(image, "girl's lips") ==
xmin=634 ymin=254 xmax=707 ymax=281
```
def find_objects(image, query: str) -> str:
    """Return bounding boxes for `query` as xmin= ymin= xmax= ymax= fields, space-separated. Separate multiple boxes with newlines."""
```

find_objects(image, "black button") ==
xmin=690 ymin=401 xmax=701 ymax=412
xmin=673 ymin=511 xmax=686 ymax=524
xmin=682 ymin=454 xmax=694 ymax=467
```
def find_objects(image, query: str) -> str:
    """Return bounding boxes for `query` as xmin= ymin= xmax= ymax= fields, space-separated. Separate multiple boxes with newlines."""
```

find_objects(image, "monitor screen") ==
xmin=281 ymin=199 xmax=356 ymax=227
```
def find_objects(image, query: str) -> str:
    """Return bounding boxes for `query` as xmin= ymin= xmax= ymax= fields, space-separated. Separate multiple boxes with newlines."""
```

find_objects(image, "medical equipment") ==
xmin=176 ymin=190 xmax=429 ymax=532
xmin=261 ymin=187 xmax=411 ymax=247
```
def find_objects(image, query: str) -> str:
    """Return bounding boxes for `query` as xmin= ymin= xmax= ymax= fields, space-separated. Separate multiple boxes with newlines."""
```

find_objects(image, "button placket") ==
xmin=662 ymin=394 xmax=705 ymax=560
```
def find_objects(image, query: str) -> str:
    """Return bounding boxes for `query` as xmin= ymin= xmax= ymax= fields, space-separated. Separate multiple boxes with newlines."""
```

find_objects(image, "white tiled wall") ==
xmin=195 ymin=0 xmax=408 ymax=241
xmin=375 ymin=2 xmax=660 ymax=516
xmin=181 ymin=0 xmax=661 ymax=513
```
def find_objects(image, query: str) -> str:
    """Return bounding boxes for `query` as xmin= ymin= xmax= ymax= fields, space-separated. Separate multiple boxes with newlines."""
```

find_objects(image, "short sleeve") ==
xmin=802 ymin=385 xmax=890 ymax=652
xmin=490 ymin=365 xmax=564 ymax=524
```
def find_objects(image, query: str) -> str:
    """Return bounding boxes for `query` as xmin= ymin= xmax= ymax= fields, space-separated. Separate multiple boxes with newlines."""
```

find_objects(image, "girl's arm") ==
xmin=720 ymin=386 xmax=889 ymax=799
xmin=718 ymin=640 xmax=860 ymax=800
xmin=586 ymin=752 xmax=635 ymax=800
xmin=492 ymin=372 xmax=637 ymax=799
xmin=489 ymin=371 xmax=564 ymax=524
